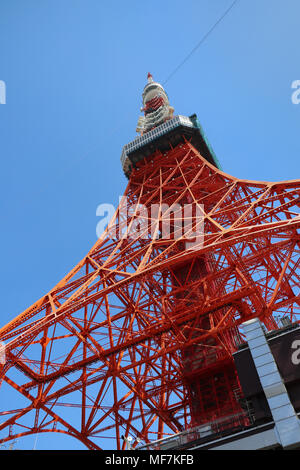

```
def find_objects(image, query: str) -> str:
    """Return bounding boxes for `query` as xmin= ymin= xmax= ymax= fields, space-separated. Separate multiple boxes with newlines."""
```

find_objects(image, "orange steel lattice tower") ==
xmin=0 ymin=74 xmax=300 ymax=449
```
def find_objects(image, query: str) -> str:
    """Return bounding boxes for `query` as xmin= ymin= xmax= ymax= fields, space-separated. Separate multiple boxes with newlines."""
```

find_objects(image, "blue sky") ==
xmin=0 ymin=0 xmax=300 ymax=449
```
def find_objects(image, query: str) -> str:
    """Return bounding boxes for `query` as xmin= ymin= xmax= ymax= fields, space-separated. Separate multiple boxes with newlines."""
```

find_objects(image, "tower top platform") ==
xmin=121 ymin=113 xmax=221 ymax=177
xmin=121 ymin=74 xmax=221 ymax=177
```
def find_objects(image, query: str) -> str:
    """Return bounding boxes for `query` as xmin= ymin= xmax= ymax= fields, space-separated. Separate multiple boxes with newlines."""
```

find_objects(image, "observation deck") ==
xmin=121 ymin=114 xmax=221 ymax=178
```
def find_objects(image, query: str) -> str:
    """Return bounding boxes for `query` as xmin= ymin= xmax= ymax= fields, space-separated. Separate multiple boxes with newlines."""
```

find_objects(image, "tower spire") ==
xmin=147 ymin=72 xmax=154 ymax=83
xmin=136 ymin=73 xmax=174 ymax=134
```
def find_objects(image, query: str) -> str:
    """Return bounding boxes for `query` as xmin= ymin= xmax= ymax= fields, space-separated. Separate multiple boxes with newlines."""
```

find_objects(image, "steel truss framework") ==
xmin=0 ymin=140 xmax=300 ymax=449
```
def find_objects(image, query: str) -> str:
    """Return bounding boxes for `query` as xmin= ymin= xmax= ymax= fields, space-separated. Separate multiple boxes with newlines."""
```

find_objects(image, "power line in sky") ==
xmin=163 ymin=0 xmax=239 ymax=85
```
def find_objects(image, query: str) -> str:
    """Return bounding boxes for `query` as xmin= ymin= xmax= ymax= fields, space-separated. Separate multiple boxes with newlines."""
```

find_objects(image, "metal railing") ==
xmin=137 ymin=410 xmax=254 ymax=450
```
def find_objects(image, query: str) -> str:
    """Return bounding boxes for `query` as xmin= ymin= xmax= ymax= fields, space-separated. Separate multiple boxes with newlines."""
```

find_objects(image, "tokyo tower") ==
xmin=0 ymin=73 xmax=300 ymax=450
